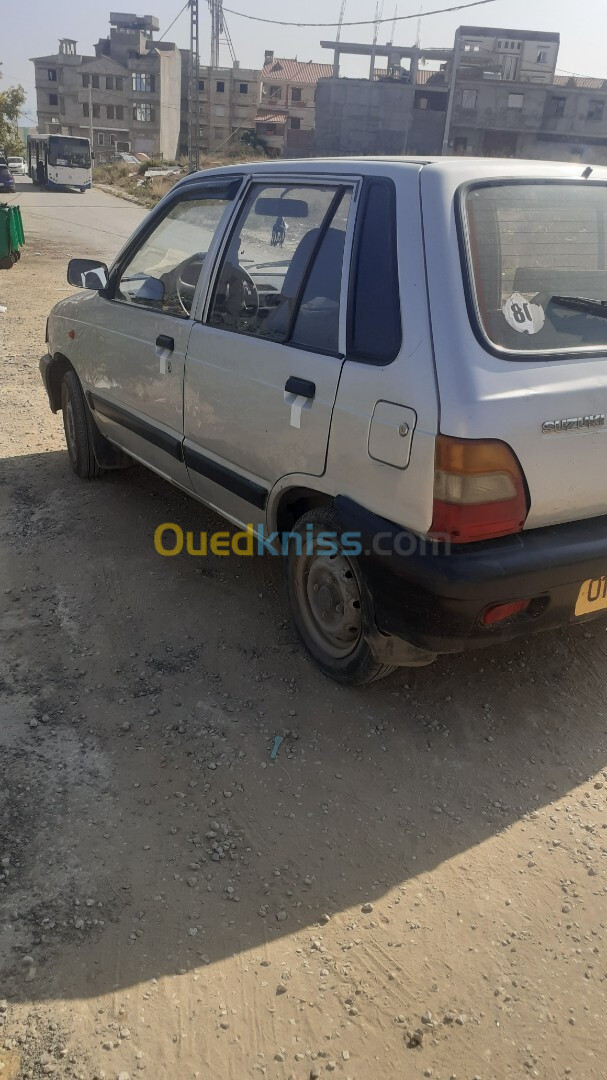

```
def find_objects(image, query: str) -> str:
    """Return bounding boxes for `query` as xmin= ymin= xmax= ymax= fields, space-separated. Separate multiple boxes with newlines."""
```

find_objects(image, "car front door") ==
xmin=74 ymin=179 xmax=241 ymax=486
xmin=183 ymin=176 xmax=357 ymax=524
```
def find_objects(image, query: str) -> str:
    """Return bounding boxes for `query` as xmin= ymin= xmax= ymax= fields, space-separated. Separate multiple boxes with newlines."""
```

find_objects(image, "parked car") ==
xmin=7 ymin=156 xmax=26 ymax=176
xmin=40 ymin=157 xmax=607 ymax=683
xmin=0 ymin=165 xmax=16 ymax=193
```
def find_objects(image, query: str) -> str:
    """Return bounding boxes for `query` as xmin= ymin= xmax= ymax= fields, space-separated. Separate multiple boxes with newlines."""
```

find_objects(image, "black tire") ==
xmin=285 ymin=506 xmax=396 ymax=686
xmin=61 ymin=370 xmax=102 ymax=479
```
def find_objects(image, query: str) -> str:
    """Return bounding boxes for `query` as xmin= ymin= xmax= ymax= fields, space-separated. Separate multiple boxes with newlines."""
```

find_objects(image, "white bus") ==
xmin=28 ymin=134 xmax=92 ymax=192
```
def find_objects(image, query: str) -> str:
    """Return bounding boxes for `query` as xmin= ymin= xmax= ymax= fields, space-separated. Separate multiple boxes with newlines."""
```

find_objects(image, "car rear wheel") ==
xmin=61 ymin=370 xmax=101 ymax=479
xmin=286 ymin=506 xmax=396 ymax=685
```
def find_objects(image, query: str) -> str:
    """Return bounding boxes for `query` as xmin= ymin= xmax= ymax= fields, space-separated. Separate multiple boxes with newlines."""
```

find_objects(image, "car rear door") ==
xmin=183 ymin=175 xmax=358 ymax=524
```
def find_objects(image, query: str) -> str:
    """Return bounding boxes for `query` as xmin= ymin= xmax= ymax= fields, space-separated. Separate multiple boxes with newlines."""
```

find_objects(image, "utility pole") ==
xmin=336 ymin=0 xmax=347 ymax=42
xmin=209 ymin=0 xmax=222 ymax=69
xmin=369 ymin=1 xmax=384 ymax=81
xmin=188 ymin=0 xmax=200 ymax=172
xmin=442 ymin=26 xmax=460 ymax=155
xmin=88 ymin=82 xmax=94 ymax=159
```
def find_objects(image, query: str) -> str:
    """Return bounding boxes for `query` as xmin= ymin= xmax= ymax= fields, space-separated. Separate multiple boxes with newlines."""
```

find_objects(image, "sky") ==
xmin=2 ymin=0 xmax=607 ymax=123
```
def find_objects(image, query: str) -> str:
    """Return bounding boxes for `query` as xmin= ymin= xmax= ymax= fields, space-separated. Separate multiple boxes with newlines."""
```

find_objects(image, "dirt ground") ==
xmin=1 ymin=232 xmax=607 ymax=1080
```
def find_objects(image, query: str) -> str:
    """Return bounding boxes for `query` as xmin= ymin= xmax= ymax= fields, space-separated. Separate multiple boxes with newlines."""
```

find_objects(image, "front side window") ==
xmin=462 ymin=181 xmax=607 ymax=355
xmin=115 ymin=192 xmax=235 ymax=317
xmin=207 ymin=183 xmax=351 ymax=353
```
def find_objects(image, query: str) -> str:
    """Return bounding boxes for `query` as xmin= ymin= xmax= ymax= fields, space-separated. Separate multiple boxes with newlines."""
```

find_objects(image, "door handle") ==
xmin=285 ymin=376 xmax=316 ymax=399
xmin=156 ymin=334 xmax=174 ymax=351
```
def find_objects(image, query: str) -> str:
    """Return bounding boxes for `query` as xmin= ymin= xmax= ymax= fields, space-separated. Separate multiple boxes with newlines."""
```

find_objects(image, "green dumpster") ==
xmin=0 ymin=203 xmax=25 ymax=269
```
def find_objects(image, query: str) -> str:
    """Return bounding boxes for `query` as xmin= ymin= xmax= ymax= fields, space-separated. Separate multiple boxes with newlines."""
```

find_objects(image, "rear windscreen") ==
xmin=463 ymin=181 xmax=607 ymax=355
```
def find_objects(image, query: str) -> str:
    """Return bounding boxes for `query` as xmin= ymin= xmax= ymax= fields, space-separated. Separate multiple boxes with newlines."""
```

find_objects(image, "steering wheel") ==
xmin=224 ymin=264 xmax=260 ymax=321
xmin=175 ymin=252 xmax=207 ymax=315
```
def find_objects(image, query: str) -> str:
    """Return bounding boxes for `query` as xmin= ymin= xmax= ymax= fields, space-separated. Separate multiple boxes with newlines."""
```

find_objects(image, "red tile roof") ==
xmin=262 ymin=57 xmax=333 ymax=84
xmin=554 ymin=74 xmax=607 ymax=90
xmin=255 ymin=111 xmax=287 ymax=125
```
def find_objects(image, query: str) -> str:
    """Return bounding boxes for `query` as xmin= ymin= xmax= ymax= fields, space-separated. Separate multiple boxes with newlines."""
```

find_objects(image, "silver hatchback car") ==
xmin=41 ymin=157 xmax=607 ymax=683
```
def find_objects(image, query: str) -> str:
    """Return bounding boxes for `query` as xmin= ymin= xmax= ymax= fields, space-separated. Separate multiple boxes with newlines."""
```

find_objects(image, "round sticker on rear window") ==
xmin=502 ymin=292 xmax=545 ymax=335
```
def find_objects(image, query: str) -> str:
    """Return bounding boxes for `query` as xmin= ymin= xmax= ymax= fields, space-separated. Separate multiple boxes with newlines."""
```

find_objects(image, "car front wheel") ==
xmin=61 ymin=370 xmax=101 ymax=479
xmin=286 ymin=506 xmax=396 ymax=685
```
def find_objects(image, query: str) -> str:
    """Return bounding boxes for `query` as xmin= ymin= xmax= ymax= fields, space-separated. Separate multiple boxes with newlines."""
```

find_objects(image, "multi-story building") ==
xmin=255 ymin=52 xmax=333 ymax=157
xmin=31 ymin=12 xmax=181 ymax=163
xmin=179 ymin=55 xmax=261 ymax=158
xmin=316 ymin=24 xmax=607 ymax=166
xmin=179 ymin=50 xmax=331 ymax=161
xmin=446 ymin=25 xmax=560 ymax=157
xmin=315 ymin=42 xmax=453 ymax=157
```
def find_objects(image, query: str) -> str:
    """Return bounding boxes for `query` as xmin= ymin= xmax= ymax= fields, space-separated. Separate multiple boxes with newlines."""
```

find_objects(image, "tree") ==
xmin=0 ymin=85 xmax=26 ymax=157
xmin=240 ymin=129 xmax=268 ymax=155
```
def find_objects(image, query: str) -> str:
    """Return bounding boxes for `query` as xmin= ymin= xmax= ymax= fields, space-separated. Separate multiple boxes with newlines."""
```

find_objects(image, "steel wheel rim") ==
xmin=294 ymin=546 xmax=363 ymax=659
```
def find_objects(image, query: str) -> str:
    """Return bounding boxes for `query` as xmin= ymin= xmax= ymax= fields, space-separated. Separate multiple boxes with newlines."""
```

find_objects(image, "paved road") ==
xmin=6 ymin=176 xmax=147 ymax=264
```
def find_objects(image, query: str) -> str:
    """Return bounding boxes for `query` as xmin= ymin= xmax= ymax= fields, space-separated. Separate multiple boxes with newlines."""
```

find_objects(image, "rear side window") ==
xmin=348 ymin=178 xmax=401 ymax=364
xmin=463 ymin=181 xmax=607 ymax=356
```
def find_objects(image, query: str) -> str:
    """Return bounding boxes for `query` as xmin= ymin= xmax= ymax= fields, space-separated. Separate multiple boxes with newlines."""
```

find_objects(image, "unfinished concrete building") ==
xmin=179 ymin=54 xmax=262 ymax=158
xmin=316 ymin=24 xmax=607 ymax=165
xmin=31 ymin=12 xmax=182 ymax=162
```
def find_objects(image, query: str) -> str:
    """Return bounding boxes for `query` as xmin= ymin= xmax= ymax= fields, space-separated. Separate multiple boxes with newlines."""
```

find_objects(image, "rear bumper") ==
xmin=335 ymin=495 xmax=607 ymax=655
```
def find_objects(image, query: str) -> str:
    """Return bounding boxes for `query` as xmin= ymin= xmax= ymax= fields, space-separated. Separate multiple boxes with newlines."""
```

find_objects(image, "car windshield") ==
xmin=48 ymin=137 xmax=91 ymax=168
xmin=462 ymin=181 xmax=607 ymax=355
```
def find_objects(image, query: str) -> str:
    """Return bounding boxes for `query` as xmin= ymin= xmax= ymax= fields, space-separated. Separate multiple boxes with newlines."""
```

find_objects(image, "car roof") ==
xmin=179 ymin=155 xmax=607 ymax=186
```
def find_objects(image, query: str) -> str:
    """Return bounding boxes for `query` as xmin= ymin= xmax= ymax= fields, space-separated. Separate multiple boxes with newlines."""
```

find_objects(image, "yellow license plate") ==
xmin=575 ymin=576 xmax=607 ymax=616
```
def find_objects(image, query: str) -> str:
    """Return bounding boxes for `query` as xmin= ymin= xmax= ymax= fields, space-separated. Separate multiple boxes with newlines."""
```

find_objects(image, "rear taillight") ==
xmin=430 ymin=435 xmax=528 ymax=543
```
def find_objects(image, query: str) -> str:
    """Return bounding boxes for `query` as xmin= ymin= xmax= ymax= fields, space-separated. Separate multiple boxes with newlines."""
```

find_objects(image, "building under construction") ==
xmin=315 ymin=24 xmax=607 ymax=166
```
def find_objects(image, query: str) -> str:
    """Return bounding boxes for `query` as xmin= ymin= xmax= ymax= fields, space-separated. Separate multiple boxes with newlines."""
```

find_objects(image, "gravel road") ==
xmin=0 ymin=180 xmax=606 ymax=1080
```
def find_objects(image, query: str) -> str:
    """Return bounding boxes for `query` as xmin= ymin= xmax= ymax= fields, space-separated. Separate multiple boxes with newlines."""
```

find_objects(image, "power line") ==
xmin=222 ymin=0 xmax=499 ymax=28
xmin=159 ymin=0 xmax=191 ymax=42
